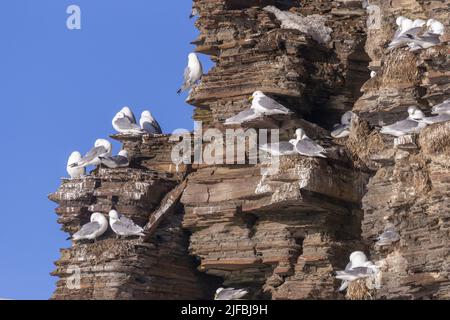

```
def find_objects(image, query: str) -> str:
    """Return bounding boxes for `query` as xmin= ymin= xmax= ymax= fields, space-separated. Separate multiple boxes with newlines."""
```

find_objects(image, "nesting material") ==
xmin=346 ymin=279 xmax=376 ymax=300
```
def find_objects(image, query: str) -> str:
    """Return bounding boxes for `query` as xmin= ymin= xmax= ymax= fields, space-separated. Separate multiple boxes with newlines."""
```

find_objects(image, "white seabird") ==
xmin=69 ymin=139 xmax=113 ymax=168
xmin=259 ymin=141 xmax=296 ymax=156
xmin=99 ymin=150 xmax=130 ymax=169
xmin=336 ymin=251 xmax=378 ymax=291
xmin=190 ymin=6 xmax=199 ymax=19
xmin=331 ymin=111 xmax=354 ymax=138
xmin=375 ymin=225 xmax=400 ymax=247
xmin=370 ymin=71 xmax=377 ymax=78
xmin=431 ymin=98 xmax=450 ymax=115
xmin=67 ymin=151 xmax=85 ymax=179
xmin=422 ymin=113 xmax=450 ymax=125
xmin=289 ymin=128 xmax=327 ymax=158
xmin=224 ymin=109 xmax=260 ymax=125
xmin=71 ymin=212 xmax=108 ymax=242
xmin=250 ymin=91 xmax=292 ymax=116
xmin=177 ymin=53 xmax=203 ymax=94
xmin=380 ymin=106 xmax=427 ymax=137
xmin=112 ymin=108 xmax=143 ymax=135
xmin=140 ymin=110 xmax=162 ymax=134
xmin=214 ymin=288 xmax=249 ymax=300
xmin=109 ymin=210 xmax=145 ymax=237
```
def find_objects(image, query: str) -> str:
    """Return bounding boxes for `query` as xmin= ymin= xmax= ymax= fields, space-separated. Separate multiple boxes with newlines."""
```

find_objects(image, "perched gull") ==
xmin=67 ymin=151 xmax=85 ymax=179
xmin=224 ymin=109 xmax=260 ymax=125
xmin=259 ymin=141 xmax=296 ymax=156
xmin=380 ymin=106 xmax=427 ymax=137
xmin=190 ymin=6 xmax=199 ymax=19
xmin=71 ymin=213 xmax=108 ymax=242
xmin=289 ymin=128 xmax=327 ymax=158
xmin=109 ymin=210 xmax=145 ymax=237
xmin=336 ymin=251 xmax=378 ymax=291
xmin=331 ymin=111 xmax=354 ymax=138
xmin=140 ymin=110 xmax=162 ymax=134
xmin=99 ymin=150 xmax=130 ymax=169
xmin=177 ymin=53 xmax=203 ymax=94
xmin=250 ymin=91 xmax=292 ymax=116
xmin=215 ymin=288 xmax=249 ymax=300
xmin=375 ymin=225 xmax=400 ymax=247
xmin=69 ymin=139 xmax=112 ymax=168
xmin=113 ymin=108 xmax=143 ymax=135
xmin=431 ymin=98 xmax=450 ymax=115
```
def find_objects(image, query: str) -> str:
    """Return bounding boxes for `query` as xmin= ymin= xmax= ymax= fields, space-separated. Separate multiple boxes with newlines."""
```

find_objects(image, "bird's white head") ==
xmin=121 ymin=106 xmax=134 ymax=118
xmin=141 ymin=110 xmax=154 ymax=120
xmin=341 ymin=111 xmax=354 ymax=125
xmin=67 ymin=151 xmax=82 ymax=165
xmin=118 ymin=150 xmax=129 ymax=158
xmin=91 ymin=212 xmax=106 ymax=223
xmin=252 ymin=91 xmax=264 ymax=100
xmin=295 ymin=128 xmax=307 ymax=140
xmin=426 ymin=19 xmax=444 ymax=35
xmin=396 ymin=16 xmax=406 ymax=27
xmin=407 ymin=106 xmax=425 ymax=120
xmin=349 ymin=251 xmax=368 ymax=265
xmin=108 ymin=210 xmax=120 ymax=221
xmin=95 ymin=139 xmax=112 ymax=152
xmin=188 ymin=52 xmax=199 ymax=62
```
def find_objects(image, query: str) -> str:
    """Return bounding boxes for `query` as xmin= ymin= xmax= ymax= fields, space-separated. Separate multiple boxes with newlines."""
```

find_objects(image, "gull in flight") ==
xmin=380 ymin=106 xmax=427 ymax=137
xmin=214 ymin=288 xmax=249 ymax=300
xmin=112 ymin=107 xmax=143 ymax=135
xmin=336 ymin=251 xmax=378 ymax=292
xmin=331 ymin=111 xmax=354 ymax=138
xmin=67 ymin=151 xmax=85 ymax=179
xmin=109 ymin=210 xmax=145 ymax=238
xmin=249 ymin=91 xmax=292 ymax=116
xmin=289 ymin=128 xmax=327 ymax=158
xmin=99 ymin=150 xmax=130 ymax=169
xmin=70 ymin=213 xmax=109 ymax=242
xmin=69 ymin=139 xmax=112 ymax=168
xmin=177 ymin=53 xmax=203 ymax=94
xmin=140 ymin=110 xmax=162 ymax=134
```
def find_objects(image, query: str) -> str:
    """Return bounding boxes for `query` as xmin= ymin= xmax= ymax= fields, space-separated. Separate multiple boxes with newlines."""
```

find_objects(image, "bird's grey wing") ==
xmin=258 ymin=96 xmax=291 ymax=113
xmin=100 ymin=155 xmax=129 ymax=168
xmin=217 ymin=289 xmax=247 ymax=300
xmin=183 ymin=66 xmax=191 ymax=84
xmin=113 ymin=220 xmax=143 ymax=234
xmin=114 ymin=116 xmax=141 ymax=131
xmin=422 ymin=114 xmax=450 ymax=124
xmin=296 ymin=139 xmax=326 ymax=155
xmin=432 ymin=99 xmax=450 ymax=114
xmin=331 ymin=124 xmax=349 ymax=138
xmin=225 ymin=109 xmax=259 ymax=124
xmin=344 ymin=261 xmax=353 ymax=271
xmin=151 ymin=119 xmax=162 ymax=134
xmin=81 ymin=146 xmax=107 ymax=163
xmin=260 ymin=142 xmax=295 ymax=155
xmin=384 ymin=119 xmax=419 ymax=132
xmin=120 ymin=216 xmax=143 ymax=230
xmin=73 ymin=221 xmax=101 ymax=238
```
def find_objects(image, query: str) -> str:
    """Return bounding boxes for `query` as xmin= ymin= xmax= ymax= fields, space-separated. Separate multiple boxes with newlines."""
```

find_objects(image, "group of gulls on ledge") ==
xmin=63 ymin=8 xmax=447 ymax=298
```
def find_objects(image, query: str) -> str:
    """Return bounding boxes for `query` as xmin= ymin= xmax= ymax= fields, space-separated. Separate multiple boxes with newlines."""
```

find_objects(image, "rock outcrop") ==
xmin=50 ymin=0 xmax=450 ymax=300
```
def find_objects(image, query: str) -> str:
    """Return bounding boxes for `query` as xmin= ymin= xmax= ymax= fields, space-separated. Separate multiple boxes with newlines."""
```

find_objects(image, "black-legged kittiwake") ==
xmin=67 ymin=151 xmax=85 ymax=179
xmin=69 ymin=139 xmax=113 ymax=168
xmin=431 ymin=98 xmax=450 ymax=115
xmin=140 ymin=110 xmax=162 ymax=134
xmin=71 ymin=212 xmax=108 ymax=241
xmin=177 ymin=53 xmax=203 ymax=94
xmin=108 ymin=210 xmax=145 ymax=237
xmin=250 ymin=91 xmax=292 ymax=116
xmin=336 ymin=251 xmax=378 ymax=291
xmin=380 ymin=106 xmax=427 ymax=137
xmin=331 ymin=111 xmax=354 ymax=138
xmin=289 ymin=128 xmax=327 ymax=158
xmin=113 ymin=107 xmax=143 ymax=135
xmin=214 ymin=288 xmax=249 ymax=300
xmin=375 ymin=225 xmax=400 ymax=247
xmin=99 ymin=150 xmax=130 ymax=169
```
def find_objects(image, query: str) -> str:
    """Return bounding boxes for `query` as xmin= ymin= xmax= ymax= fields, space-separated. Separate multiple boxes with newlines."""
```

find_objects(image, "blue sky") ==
xmin=0 ymin=0 xmax=212 ymax=299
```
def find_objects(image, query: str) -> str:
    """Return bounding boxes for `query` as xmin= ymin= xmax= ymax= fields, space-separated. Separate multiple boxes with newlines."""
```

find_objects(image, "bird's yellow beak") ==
xmin=248 ymin=96 xmax=254 ymax=101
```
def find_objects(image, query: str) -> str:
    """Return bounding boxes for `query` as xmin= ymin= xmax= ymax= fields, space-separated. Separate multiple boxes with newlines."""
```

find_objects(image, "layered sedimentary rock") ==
xmin=50 ymin=0 xmax=450 ymax=300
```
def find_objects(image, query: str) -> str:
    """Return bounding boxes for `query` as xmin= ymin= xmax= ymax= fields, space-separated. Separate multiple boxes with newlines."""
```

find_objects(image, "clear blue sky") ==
xmin=0 ymin=0 xmax=212 ymax=300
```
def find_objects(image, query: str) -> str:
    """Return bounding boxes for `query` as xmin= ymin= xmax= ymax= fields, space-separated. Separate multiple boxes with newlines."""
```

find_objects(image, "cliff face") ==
xmin=49 ymin=0 xmax=450 ymax=299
